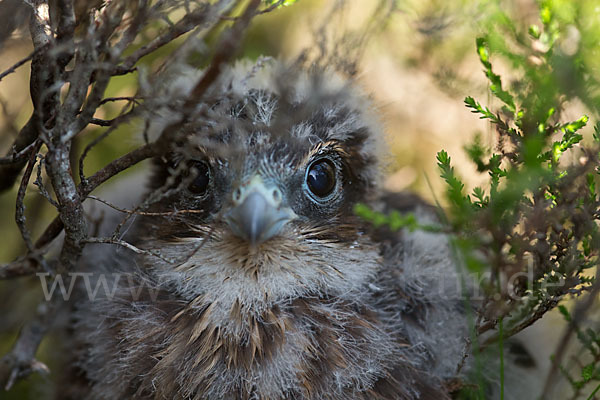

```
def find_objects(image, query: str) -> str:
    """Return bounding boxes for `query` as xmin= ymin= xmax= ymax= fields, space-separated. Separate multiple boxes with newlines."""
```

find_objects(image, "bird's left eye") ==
xmin=306 ymin=158 xmax=336 ymax=198
xmin=188 ymin=161 xmax=210 ymax=194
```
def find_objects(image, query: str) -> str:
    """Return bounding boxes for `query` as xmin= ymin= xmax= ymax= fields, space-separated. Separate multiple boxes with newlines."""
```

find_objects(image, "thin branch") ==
xmin=89 ymin=114 xmax=132 ymax=127
xmin=54 ymin=0 xmax=76 ymax=67
xmin=88 ymin=195 xmax=205 ymax=217
xmin=0 ymin=52 xmax=34 ymax=83
xmin=34 ymin=217 xmax=64 ymax=253
xmin=99 ymin=96 xmax=141 ymax=106
xmin=83 ymin=144 xmax=157 ymax=197
xmin=109 ymin=157 xmax=201 ymax=239
xmin=112 ymin=5 xmax=217 ymax=76
xmin=83 ymin=237 xmax=175 ymax=263
xmin=0 ymin=140 xmax=41 ymax=165
xmin=79 ymin=103 xmax=139 ymax=184
xmin=15 ymin=142 xmax=42 ymax=252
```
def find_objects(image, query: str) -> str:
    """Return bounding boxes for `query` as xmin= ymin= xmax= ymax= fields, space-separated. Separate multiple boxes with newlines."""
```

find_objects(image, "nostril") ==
xmin=233 ymin=188 xmax=242 ymax=203
xmin=272 ymin=189 xmax=282 ymax=204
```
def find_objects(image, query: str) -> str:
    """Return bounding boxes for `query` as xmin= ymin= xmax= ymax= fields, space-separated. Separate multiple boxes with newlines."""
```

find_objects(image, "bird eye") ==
xmin=306 ymin=159 xmax=336 ymax=198
xmin=188 ymin=161 xmax=210 ymax=194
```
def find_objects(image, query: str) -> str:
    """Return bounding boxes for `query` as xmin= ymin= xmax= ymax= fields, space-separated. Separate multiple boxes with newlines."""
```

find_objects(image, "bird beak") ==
xmin=224 ymin=175 xmax=296 ymax=246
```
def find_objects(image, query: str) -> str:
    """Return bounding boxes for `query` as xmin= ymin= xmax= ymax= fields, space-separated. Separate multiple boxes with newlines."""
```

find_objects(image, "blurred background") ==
xmin=0 ymin=0 xmax=598 ymax=397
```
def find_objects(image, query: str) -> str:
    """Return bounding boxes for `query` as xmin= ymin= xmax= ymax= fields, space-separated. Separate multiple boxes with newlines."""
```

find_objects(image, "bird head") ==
xmin=138 ymin=60 xmax=385 ymax=309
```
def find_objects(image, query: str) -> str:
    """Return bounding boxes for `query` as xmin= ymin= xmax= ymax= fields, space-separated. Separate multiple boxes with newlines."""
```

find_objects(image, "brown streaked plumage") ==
xmin=69 ymin=60 xmax=472 ymax=400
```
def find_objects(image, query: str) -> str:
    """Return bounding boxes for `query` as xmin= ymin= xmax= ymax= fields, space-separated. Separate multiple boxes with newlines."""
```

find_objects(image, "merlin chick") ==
xmin=71 ymin=60 xmax=473 ymax=400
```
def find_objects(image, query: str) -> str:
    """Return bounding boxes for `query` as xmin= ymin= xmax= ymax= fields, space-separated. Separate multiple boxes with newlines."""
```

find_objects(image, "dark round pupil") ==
xmin=189 ymin=161 xmax=210 ymax=194
xmin=307 ymin=159 xmax=336 ymax=197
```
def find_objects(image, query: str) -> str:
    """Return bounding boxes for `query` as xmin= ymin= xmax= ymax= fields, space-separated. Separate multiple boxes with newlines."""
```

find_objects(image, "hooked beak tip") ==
xmin=225 ymin=191 xmax=295 ymax=245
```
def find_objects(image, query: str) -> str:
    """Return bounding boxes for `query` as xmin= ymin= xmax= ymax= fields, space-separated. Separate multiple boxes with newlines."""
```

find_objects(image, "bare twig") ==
xmin=79 ymin=103 xmax=139 ymax=184
xmin=88 ymin=195 xmax=205 ymax=217
xmin=88 ymin=107 xmax=136 ymax=127
xmin=15 ymin=141 xmax=42 ymax=252
xmin=0 ymin=52 xmax=34 ymax=83
xmin=112 ymin=4 xmax=218 ymax=76
xmin=83 ymin=237 xmax=175 ymax=263
xmin=99 ymin=96 xmax=141 ymax=106
xmin=0 ymin=140 xmax=41 ymax=165
xmin=88 ymin=118 xmax=114 ymax=127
